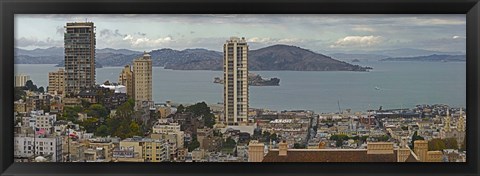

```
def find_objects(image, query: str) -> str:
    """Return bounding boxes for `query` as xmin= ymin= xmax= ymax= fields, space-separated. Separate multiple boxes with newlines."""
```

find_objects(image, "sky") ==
xmin=15 ymin=14 xmax=466 ymax=53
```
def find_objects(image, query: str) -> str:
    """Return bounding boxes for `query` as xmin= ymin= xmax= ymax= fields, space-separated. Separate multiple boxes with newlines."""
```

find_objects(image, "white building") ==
xmin=15 ymin=74 xmax=30 ymax=87
xmin=14 ymin=134 xmax=63 ymax=162
xmin=223 ymin=37 xmax=249 ymax=126
xmin=28 ymin=110 xmax=57 ymax=135
xmin=152 ymin=122 xmax=185 ymax=149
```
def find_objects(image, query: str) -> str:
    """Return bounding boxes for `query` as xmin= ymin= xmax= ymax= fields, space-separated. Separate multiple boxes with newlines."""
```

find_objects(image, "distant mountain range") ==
xmin=380 ymin=54 xmax=466 ymax=62
xmin=326 ymin=48 xmax=465 ymax=62
xmin=15 ymin=45 xmax=371 ymax=71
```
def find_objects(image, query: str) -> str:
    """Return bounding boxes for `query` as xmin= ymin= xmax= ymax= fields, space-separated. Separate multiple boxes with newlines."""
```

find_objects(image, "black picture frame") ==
xmin=1 ymin=0 xmax=479 ymax=175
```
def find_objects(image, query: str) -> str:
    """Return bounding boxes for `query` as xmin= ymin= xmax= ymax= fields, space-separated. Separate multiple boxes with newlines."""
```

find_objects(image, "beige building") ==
xmin=15 ymin=74 xmax=30 ymax=87
xmin=119 ymin=137 xmax=169 ymax=162
xmin=64 ymin=22 xmax=96 ymax=95
xmin=118 ymin=65 xmax=134 ymax=98
xmin=48 ymin=68 xmax=65 ymax=96
xmin=84 ymin=138 xmax=114 ymax=162
xmin=133 ymin=52 xmax=153 ymax=110
xmin=223 ymin=37 xmax=249 ymax=125
xmin=248 ymin=140 xmax=265 ymax=162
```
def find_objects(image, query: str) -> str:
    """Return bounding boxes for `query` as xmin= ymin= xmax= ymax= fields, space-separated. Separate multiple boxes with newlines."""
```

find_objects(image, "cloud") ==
xmin=56 ymin=26 xmax=64 ymax=35
xmin=352 ymin=26 xmax=376 ymax=32
xmin=15 ymin=37 xmax=62 ymax=48
xmin=99 ymin=29 xmax=125 ymax=38
xmin=247 ymin=37 xmax=304 ymax=44
xmin=122 ymin=34 xmax=173 ymax=48
xmin=330 ymin=36 xmax=383 ymax=48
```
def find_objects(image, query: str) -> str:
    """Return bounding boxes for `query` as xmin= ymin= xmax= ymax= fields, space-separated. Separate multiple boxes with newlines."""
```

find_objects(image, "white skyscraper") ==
xmin=223 ymin=37 xmax=249 ymax=125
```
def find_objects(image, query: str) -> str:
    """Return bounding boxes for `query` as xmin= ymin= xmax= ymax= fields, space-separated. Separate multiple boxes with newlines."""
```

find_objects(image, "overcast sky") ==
xmin=15 ymin=14 xmax=466 ymax=53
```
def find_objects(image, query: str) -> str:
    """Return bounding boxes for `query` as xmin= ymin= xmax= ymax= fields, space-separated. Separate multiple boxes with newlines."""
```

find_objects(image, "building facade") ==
xmin=223 ymin=37 xmax=249 ymax=125
xmin=133 ymin=52 xmax=153 ymax=110
xmin=14 ymin=134 xmax=63 ymax=162
xmin=118 ymin=65 xmax=134 ymax=98
xmin=64 ymin=22 xmax=96 ymax=96
xmin=48 ymin=68 xmax=65 ymax=96
xmin=15 ymin=74 xmax=30 ymax=87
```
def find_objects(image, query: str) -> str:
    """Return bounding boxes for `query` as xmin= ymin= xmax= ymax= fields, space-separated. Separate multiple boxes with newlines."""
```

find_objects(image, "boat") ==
xmin=375 ymin=86 xmax=381 ymax=90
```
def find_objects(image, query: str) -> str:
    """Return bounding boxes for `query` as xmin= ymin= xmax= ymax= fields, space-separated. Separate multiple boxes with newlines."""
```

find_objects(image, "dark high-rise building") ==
xmin=64 ymin=22 xmax=96 ymax=95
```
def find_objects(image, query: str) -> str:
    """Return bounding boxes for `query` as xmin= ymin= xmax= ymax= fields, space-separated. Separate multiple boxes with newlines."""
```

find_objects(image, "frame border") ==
xmin=1 ymin=0 xmax=479 ymax=175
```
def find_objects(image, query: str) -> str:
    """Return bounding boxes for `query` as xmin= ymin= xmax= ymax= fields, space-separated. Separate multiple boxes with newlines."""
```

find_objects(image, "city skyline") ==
xmin=13 ymin=16 xmax=467 ymax=163
xmin=15 ymin=14 xmax=466 ymax=53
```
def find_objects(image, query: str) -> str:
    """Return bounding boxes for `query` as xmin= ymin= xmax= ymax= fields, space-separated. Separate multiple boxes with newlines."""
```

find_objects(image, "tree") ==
xmin=183 ymin=102 xmax=216 ymax=128
xmin=14 ymin=87 xmax=26 ymax=101
xmin=86 ymin=104 xmax=109 ymax=119
xmin=81 ymin=99 xmax=91 ymax=109
xmin=25 ymin=80 xmax=37 ymax=92
xmin=204 ymin=113 xmax=216 ymax=128
xmin=444 ymin=138 xmax=458 ymax=149
xmin=80 ymin=118 xmax=99 ymax=133
xmin=128 ymin=121 xmax=142 ymax=137
xmin=177 ymin=104 xmax=185 ymax=113
xmin=188 ymin=136 xmax=200 ymax=151
xmin=95 ymin=125 xmax=110 ymax=137
xmin=63 ymin=106 xmax=83 ymax=122
xmin=224 ymin=137 xmax=237 ymax=149
xmin=270 ymin=133 xmax=278 ymax=142
xmin=336 ymin=140 xmax=344 ymax=147
xmin=38 ymin=86 xmax=45 ymax=93
xmin=294 ymin=143 xmax=306 ymax=149
xmin=428 ymin=138 xmax=447 ymax=151
xmin=360 ymin=136 xmax=369 ymax=142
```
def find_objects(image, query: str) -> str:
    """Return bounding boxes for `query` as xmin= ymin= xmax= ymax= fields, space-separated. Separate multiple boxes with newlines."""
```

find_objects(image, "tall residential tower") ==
xmin=223 ymin=37 xmax=249 ymax=125
xmin=133 ymin=52 xmax=153 ymax=110
xmin=119 ymin=65 xmax=134 ymax=98
xmin=64 ymin=22 xmax=96 ymax=95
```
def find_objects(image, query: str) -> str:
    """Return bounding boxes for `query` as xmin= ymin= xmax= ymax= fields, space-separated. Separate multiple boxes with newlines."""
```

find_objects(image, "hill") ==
xmin=380 ymin=54 xmax=466 ymax=62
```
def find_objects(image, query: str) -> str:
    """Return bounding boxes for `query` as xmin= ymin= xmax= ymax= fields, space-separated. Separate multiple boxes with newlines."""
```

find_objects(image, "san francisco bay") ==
xmin=15 ymin=61 xmax=466 ymax=113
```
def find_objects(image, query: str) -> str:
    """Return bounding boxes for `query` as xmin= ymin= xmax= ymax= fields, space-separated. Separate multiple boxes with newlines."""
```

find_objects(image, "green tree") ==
xmin=360 ymin=136 xmax=369 ymax=142
xmin=14 ymin=87 xmax=26 ymax=101
xmin=86 ymin=104 xmax=109 ymax=119
xmin=95 ymin=125 xmax=110 ymax=137
xmin=81 ymin=99 xmax=91 ymax=109
xmin=80 ymin=118 xmax=99 ymax=133
xmin=224 ymin=137 xmax=237 ymax=148
xmin=177 ymin=104 xmax=185 ymax=113
xmin=38 ymin=86 xmax=45 ymax=93
xmin=63 ymin=106 xmax=83 ymax=122
xmin=25 ymin=80 xmax=38 ymax=92
xmin=294 ymin=143 xmax=306 ymax=149
xmin=444 ymin=138 xmax=458 ymax=149
xmin=428 ymin=138 xmax=446 ymax=151
xmin=270 ymin=133 xmax=278 ymax=142
xmin=188 ymin=136 xmax=200 ymax=151
xmin=336 ymin=140 xmax=344 ymax=147
xmin=184 ymin=102 xmax=216 ymax=128
xmin=128 ymin=121 xmax=142 ymax=137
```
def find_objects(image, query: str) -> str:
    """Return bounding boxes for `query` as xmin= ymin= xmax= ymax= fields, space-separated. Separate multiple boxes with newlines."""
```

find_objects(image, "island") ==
xmin=214 ymin=73 xmax=280 ymax=86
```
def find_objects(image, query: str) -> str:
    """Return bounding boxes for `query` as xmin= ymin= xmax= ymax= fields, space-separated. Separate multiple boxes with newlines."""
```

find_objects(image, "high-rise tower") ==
xmin=64 ymin=22 xmax=96 ymax=95
xmin=119 ymin=65 xmax=134 ymax=98
xmin=133 ymin=52 xmax=153 ymax=110
xmin=223 ymin=37 xmax=249 ymax=125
